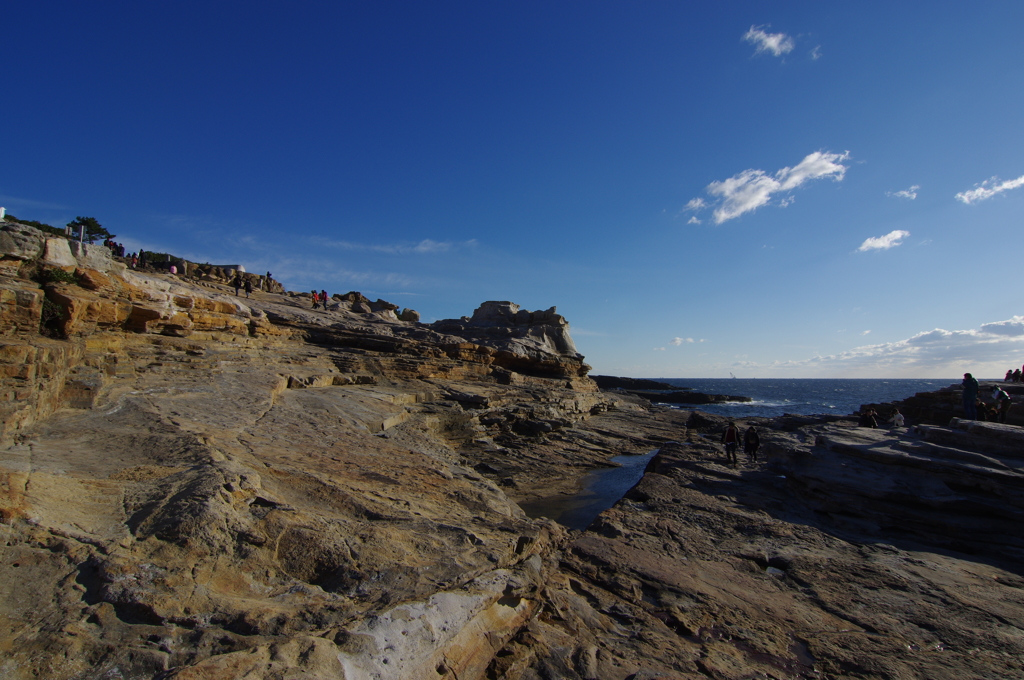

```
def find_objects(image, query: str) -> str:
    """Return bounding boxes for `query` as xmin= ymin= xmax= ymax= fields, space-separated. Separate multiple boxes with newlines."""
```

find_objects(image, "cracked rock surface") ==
xmin=2 ymin=220 xmax=1024 ymax=679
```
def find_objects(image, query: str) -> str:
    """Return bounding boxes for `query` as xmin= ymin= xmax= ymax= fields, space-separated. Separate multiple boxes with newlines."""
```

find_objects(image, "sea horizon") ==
xmin=637 ymin=377 xmax=965 ymax=419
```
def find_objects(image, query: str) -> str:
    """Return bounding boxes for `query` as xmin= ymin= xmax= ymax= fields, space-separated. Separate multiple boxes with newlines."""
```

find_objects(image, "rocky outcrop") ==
xmin=862 ymin=380 xmax=1024 ymax=428
xmin=592 ymin=375 xmax=677 ymax=391
xmin=432 ymin=301 xmax=591 ymax=383
xmin=4 ymin=219 xmax=1024 ymax=680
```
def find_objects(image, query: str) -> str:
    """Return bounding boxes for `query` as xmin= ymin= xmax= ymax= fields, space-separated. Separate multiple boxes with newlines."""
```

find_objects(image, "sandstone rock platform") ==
xmin=2 ymin=220 xmax=1023 ymax=679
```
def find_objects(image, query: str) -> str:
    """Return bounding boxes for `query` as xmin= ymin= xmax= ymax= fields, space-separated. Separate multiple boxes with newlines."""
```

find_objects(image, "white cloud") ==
xmin=687 ymin=216 xmax=701 ymax=225
xmin=857 ymin=230 xmax=910 ymax=252
xmin=688 ymin=151 xmax=849 ymax=224
xmin=861 ymin=330 xmax=871 ymax=335
xmin=742 ymin=25 xmax=795 ymax=57
xmin=654 ymin=347 xmax=666 ymax=351
xmin=886 ymin=185 xmax=919 ymax=200
xmin=757 ymin=315 xmax=1024 ymax=377
xmin=810 ymin=45 xmax=822 ymax=60
xmin=670 ymin=337 xmax=695 ymax=346
xmin=955 ymin=175 xmax=1024 ymax=204
xmin=980 ymin=316 xmax=1024 ymax=337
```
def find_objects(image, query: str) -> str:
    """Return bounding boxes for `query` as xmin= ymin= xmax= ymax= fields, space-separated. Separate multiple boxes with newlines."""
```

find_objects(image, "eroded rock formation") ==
xmin=2 ymin=219 xmax=1023 ymax=680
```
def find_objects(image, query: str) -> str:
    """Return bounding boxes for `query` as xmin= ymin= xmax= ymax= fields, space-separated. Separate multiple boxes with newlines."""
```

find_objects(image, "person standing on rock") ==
xmin=722 ymin=422 xmax=740 ymax=466
xmin=232 ymin=274 xmax=242 ymax=296
xmin=962 ymin=373 xmax=980 ymax=420
xmin=244 ymin=278 xmax=253 ymax=298
xmin=320 ymin=290 xmax=329 ymax=310
xmin=743 ymin=425 xmax=760 ymax=463
xmin=991 ymin=386 xmax=1012 ymax=423
xmin=311 ymin=290 xmax=320 ymax=309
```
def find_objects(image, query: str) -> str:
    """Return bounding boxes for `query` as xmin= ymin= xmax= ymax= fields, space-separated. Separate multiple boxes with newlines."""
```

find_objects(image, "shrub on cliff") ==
xmin=42 ymin=268 xmax=80 ymax=285
xmin=66 ymin=216 xmax=111 ymax=244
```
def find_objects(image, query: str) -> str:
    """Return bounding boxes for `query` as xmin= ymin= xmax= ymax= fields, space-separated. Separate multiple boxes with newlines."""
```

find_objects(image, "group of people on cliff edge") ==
xmin=962 ymin=373 xmax=1013 ymax=423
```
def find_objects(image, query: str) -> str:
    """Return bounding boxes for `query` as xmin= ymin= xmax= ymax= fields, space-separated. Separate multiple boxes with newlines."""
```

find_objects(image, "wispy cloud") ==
xmin=886 ymin=185 xmax=919 ymax=200
xmin=955 ymin=175 xmax=1024 ymax=204
xmin=670 ymin=337 xmax=695 ymax=345
xmin=857 ymin=230 xmax=910 ymax=252
xmin=687 ymin=216 xmax=701 ymax=225
xmin=861 ymin=330 xmax=871 ymax=336
xmin=742 ymin=25 xmax=795 ymax=57
xmin=686 ymin=151 xmax=850 ymax=224
xmin=317 ymin=238 xmax=478 ymax=254
xmin=809 ymin=45 xmax=822 ymax=60
xmin=269 ymin=257 xmax=418 ymax=289
xmin=0 ymin=194 xmax=73 ymax=212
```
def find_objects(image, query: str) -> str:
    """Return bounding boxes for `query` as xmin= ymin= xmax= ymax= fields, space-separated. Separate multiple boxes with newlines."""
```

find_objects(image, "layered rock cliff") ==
xmin=3 ymin=220 xmax=1023 ymax=680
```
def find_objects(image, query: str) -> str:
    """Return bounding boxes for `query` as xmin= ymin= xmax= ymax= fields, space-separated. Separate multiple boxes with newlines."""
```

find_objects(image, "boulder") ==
xmin=0 ymin=222 xmax=45 ymax=260
xmin=69 ymin=241 xmax=115 ymax=272
xmin=41 ymin=238 xmax=77 ymax=269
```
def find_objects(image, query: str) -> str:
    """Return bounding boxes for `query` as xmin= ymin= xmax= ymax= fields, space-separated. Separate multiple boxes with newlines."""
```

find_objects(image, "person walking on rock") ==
xmin=992 ymin=386 xmax=1012 ymax=423
xmin=232 ymin=274 xmax=242 ymax=296
xmin=743 ymin=425 xmax=760 ymax=464
xmin=311 ymin=290 xmax=320 ymax=309
xmin=244 ymin=278 xmax=253 ymax=298
xmin=721 ymin=422 xmax=740 ymax=467
xmin=962 ymin=373 xmax=979 ymax=420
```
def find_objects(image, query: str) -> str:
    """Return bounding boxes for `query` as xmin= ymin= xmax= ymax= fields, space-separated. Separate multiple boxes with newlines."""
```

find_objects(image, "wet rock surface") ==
xmin=2 ymin=220 xmax=1023 ymax=679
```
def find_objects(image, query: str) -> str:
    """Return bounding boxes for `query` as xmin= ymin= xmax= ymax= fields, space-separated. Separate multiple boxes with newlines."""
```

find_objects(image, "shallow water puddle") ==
xmin=518 ymin=448 xmax=659 ymax=530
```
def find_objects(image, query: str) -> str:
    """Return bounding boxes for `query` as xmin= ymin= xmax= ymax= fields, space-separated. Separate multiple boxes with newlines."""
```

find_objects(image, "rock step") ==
xmin=816 ymin=431 xmax=1024 ymax=485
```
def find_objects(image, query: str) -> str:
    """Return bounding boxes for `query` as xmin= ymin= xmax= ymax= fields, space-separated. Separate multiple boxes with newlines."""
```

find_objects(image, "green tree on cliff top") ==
xmin=66 ymin=216 xmax=112 ymax=244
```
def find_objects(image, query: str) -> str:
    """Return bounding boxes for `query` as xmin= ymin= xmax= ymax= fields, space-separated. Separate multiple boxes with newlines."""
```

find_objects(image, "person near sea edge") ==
xmin=991 ymin=385 xmax=1012 ymax=423
xmin=721 ymin=422 xmax=740 ymax=467
xmin=962 ymin=373 xmax=980 ymax=420
xmin=743 ymin=425 xmax=760 ymax=463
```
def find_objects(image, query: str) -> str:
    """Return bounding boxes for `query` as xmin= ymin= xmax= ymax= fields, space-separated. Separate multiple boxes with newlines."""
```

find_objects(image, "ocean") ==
xmin=650 ymin=378 xmax=961 ymax=419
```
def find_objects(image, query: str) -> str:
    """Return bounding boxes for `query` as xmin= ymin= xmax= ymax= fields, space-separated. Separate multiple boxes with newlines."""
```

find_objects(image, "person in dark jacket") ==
xmin=743 ymin=425 xmax=760 ymax=463
xmin=721 ymin=422 xmax=740 ymax=466
xmin=962 ymin=373 xmax=979 ymax=420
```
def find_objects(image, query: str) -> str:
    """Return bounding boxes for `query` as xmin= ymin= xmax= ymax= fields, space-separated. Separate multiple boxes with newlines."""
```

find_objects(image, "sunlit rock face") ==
xmin=3 ymin=219 xmax=1023 ymax=680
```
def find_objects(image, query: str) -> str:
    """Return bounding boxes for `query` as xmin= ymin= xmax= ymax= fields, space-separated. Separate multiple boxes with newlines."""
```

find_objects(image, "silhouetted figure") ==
xmin=721 ymin=422 xmax=740 ymax=466
xmin=743 ymin=425 xmax=760 ymax=463
xmin=858 ymin=409 xmax=878 ymax=428
xmin=244 ymin=278 xmax=253 ymax=298
xmin=962 ymin=373 xmax=979 ymax=420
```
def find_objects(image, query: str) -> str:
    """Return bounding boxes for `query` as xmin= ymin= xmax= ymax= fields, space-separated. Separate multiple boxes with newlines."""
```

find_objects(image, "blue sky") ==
xmin=4 ymin=1 xmax=1023 ymax=378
